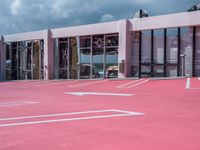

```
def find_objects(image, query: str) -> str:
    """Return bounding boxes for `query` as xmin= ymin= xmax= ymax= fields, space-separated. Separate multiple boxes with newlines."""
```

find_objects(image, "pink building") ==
xmin=0 ymin=10 xmax=200 ymax=81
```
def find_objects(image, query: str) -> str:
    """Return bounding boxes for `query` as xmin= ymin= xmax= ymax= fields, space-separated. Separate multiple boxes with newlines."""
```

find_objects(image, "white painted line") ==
xmin=0 ymin=114 xmax=137 ymax=127
xmin=189 ymin=88 xmax=200 ymax=90
xmin=33 ymin=80 xmax=76 ymax=87
xmin=113 ymin=109 xmax=144 ymax=115
xmin=127 ymin=79 xmax=150 ymax=88
xmin=198 ymin=78 xmax=200 ymax=81
xmin=0 ymin=109 xmax=144 ymax=127
xmin=8 ymin=81 xmax=50 ymax=86
xmin=0 ymin=101 xmax=38 ymax=107
xmin=65 ymin=92 xmax=134 ymax=96
xmin=0 ymin=109 xmax=115 ymax=121
xmin=68 ymin=80 xmax=106 ymax=87
xmin=186 ymin=78 xmax=190 ymax=89
xmin=116 ymin=79 xmax=144 ymax=88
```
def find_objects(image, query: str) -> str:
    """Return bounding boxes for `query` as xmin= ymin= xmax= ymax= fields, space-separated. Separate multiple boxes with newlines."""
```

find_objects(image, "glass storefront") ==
xmin=6 ymin=40 xmax=44 ymax=80
xmin=54 ymin=34 xmax=119 ymax=79
xmin=194 ymin=26 xmax=200 ymax=76
xmin=131 ymin=26 xmax=198 ymax=78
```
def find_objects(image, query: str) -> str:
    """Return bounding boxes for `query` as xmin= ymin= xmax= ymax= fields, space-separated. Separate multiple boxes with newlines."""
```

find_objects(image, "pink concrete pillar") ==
xmin=44 ymin=30 xmax=54 ymax=80
xmin=118 ymin=20 xmax=132 ymax=78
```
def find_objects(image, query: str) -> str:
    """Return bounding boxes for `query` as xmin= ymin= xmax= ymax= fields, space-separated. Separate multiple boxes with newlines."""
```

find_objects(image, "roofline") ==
xmin=2 ymin=11 xmax=200 ymax=42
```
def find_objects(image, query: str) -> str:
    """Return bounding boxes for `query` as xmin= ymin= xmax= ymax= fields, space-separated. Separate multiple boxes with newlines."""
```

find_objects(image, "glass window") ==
xmin=80 ymin=37 xmax=91 ymax=48
xmin=11 ymin=42 xmax=18 ymax=80
xmin=6 ymin=43 xmax=11 ymax=80
xmin=195 ymin=26 xmax=200 ymax=76
xmin=180 ymin=27 xmax=193 ymax=76
xmin=69 ymin=37 xmax=78 ymax=79
xmin=92 ymin=35 xmax=104 ymax=78
xmin=141 ymin=30 xmax=151 ymax=63
xmin=153 ymin=30 xmax=164 ymax=77
xmin=58 ymin=38 xmax=69 ymax=79
xmin=105 ymin=34 xmax=118 ymax=78
xmin=166 ymin=28 xmax=178 ymax=64
xmin=131 ymin=32 xmax=140 ymax=77
xmin=154 ymin=30 xmax=164 ymax=64
xmin=33 ymin=40 xmax=40 ymax=79
xmin=80 ymin=48 xmax=91 ymax=79
xmin=166 ymin=28 xmax=178 ymax=77
xmin=106 ymin=34 xmax=118 ymax=47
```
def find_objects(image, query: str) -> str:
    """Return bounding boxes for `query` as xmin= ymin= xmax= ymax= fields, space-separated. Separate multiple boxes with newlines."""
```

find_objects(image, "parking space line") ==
xmin=0 ymin=114 xmax=136 ymax=127
xmin=0 ymin=109 xmax=144 ymax=127
xmin=127 ymin=79 xmax=150 ymax=88
xmin=0 ymin=101 xmax=38 ymax=107
xmin=33 ymin=80 xmax=76 ymax=87
xmin=116 ymin=79 xmax=144 ymax=88
xmin=68 ymin=80 xmax=106 ymax=87
xmin=113 ymin=109 xmax=144 ymax=115
xmin=65 ymin=92 xmax=134 ymax=96
xmin=0 ymin=109 xmax=115 ymax=121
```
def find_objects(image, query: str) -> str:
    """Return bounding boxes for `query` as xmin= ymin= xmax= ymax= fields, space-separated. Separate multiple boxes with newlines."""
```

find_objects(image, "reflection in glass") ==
xmin=153 ymin=30 xmax=164 ymax=77
xmin=69 ymin=37 xmax=78 ymax=79
xmin=166 ymin=28 xmax=178 ymax=77
xmin=106 ymin=35 xmax=118 ymax=47
xmin=58 ymin=38 xmax=68 ymax=79
xmin=92 ymin=35 xmax=104 ymax=78
xmin=33 ymin=40 xmax=40 ymax=79
xmin=180 ymin=27 xmax=193 ymax=76
xmin=18 ymin=41 xmax=27 ymax=79
xmin=6 ymin=43 xmax=11 ymax=80
xmin=154 ymin=30 xmax=164 ymax=64
xmin=166 ymin=28 xmax=178 ymax=64
xmin=131 ymin=32 xmax=140 ymax=77
xmin=6 ymin=40 xmax=44 ymax=80
xmin=141 ymin=65 xmax=151 ymax=77
xmin=11 ymin=42 xmax=17 ymax=80
xmin=106 ymin=47 xmax=118 ymax=78
xmin=80 ymin=49 xmax=91 ymax=79
xmin=195 ymin=26 xmax=200 ymax=76
xmin=80 ymin=37 xmax=91 ymax=48
xmin=141 ymin=30 xmax=151 ymax=63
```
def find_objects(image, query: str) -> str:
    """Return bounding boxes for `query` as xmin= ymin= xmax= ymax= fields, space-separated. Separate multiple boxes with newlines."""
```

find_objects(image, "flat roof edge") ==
xmin=130 ymin=11 xmax=200 ymax=31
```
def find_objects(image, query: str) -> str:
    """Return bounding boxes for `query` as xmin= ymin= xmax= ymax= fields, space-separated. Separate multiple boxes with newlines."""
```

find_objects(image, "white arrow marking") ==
xmin=64 ymin=92 xmax=134 ymax=96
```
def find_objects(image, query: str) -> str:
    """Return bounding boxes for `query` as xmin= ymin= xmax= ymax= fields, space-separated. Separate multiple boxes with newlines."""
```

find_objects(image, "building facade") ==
xmin=0 ymin=10 xmax=200 ymax=81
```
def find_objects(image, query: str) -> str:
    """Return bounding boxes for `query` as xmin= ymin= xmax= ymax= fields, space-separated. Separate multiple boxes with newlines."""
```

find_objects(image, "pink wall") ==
xmin=51 ymin=21 xmax=119 ymax=38
xmin=130 ymin=11 xmax=200 ymax=31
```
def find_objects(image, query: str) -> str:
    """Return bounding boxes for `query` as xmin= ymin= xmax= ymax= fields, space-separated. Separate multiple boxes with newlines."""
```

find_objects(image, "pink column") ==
xmin=118 ymin=20 xmax=132 ymax=78
xmin=44 ymin=30 xmax=54 ymax=80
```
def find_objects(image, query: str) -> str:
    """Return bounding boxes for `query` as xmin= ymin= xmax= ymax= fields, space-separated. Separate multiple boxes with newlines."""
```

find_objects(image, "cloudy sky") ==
xmin=0 ymin=0 xmax=198 ymax=35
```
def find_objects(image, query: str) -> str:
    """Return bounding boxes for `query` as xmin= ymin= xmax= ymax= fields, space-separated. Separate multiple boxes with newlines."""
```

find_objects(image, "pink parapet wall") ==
xmin=130 ymin=11 xmax=200 ymax=31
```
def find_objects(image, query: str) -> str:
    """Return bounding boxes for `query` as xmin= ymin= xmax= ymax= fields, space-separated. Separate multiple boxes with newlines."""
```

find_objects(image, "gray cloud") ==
xmin=0 ymin=0 xmax=198 ymax=35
